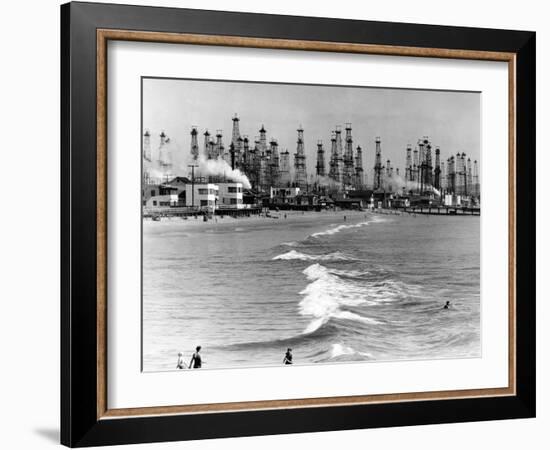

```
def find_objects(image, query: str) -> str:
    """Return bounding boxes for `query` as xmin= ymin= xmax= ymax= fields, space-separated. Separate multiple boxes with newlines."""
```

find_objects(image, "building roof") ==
xmin=168 ymin=176 xmax=191 ymax=184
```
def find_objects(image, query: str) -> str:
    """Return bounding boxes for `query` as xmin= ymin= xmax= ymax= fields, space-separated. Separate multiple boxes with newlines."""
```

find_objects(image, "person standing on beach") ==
xmin=189 ymin=346 xmax=202 ymax=369
xmin=283 ymin=348 xmax=293 ymax=365
xmin=176 ymin=352 xmax=185 ymax=369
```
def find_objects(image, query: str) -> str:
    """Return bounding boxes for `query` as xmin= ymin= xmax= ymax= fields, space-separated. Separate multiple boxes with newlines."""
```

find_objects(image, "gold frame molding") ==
xmin=96 ymin=29 xmax=516 ymax=420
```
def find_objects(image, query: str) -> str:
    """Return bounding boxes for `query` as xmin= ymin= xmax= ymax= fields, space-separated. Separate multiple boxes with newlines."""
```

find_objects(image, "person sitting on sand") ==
xmin=189 ymin=346 xmax=202 ymax=369
xmin=443 ymin=301 xmax=451 ymax=309
xmin=283 ymin=348 xmax=293 ymax=365
xmin=176 ymin=352 xmax=185 ymax=369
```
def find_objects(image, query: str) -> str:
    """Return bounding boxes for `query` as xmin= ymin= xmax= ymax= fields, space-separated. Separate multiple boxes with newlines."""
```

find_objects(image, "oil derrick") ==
xmin=229 ymin=142 xmax=236 ymax=169
xmin=316 ymin=140 xmax=326 ymax=177
xmin=373 ymin=136 xmax=383 ymax=190
xmin=158 ymin=131 xmax=172 ymax=182
xmin=417 ymin=137 xmax=428 ymax=195
xmin=234 ymin=136 xmax=244 ymax=169
xmin=455 ymin=152 xmax=464 ymax=195
xmin=259 ymin=125 xmax=268 ymax=155
xmin=158 ymin=131 xmax=171 ymax=169
xmin=343 ymin=123 xmax=355 ymax=187
xmin=251 ymin=138 xmax=262 ymax=190
xmin=434 ymin=147 xmax=441 ymax=190
xmin=405 ymin=144 xmax=412 ymax=181
xmin=143 ymin=130 xmax=151 ymax=162
xmin=467 ymin=158 xmax=473 ymax=196
xmin=440 ymin=160 xmax=446 ymax=192
xmin=424 ymin=140 xmax=433 ymax=191
xmin=355 ymin=145 xmax=364 ymax=188
xmin=294 ymin=126 xmax=307 ymax=189
xmin=208 ymin=138 xmax=216 ymax=160
xmin=190 ymin=127 xmax=199 ymax=161
xmin=386 ymin=159 xmax=393 ymax=192
xmin=334 ymin=126 xmax=344 ymax=184
xmin=241 ymin=136 xmax=251 ymax=175
xmin=258 ymin=125 xmax=269 ymax=190
xmin=447 ymin=156 xmax=456 ymax=194
xmin=231 ymin=114 xmax=241 ymax=148
xmin=204 ymin=130 xmax=217 ymax=160
xmin=412 ymin=146 xmax=419 ymax=182
xmin=259 ymin=154 xmax=268 ymax=191
xmin=473 ymin=160 xmax=480 ymax=198
xmin=203 ymin=130 xmax=210 ymax=154
xmin=280 ymin=149 xmax=291 ymax=187
xmin=418 ymin=137 xmax=433 ymax=194
xmin=268 ymin=139 xmax=280 ymax=187
xmin=328 ymin=132 xmax=338 ymax=181
xmin=246 ymin=138 xmax=260 ymax=190
xmin=461 ymin=153 xmax=467 ymax=195
xmin=215 ymin=130 xmax=224 ymax=160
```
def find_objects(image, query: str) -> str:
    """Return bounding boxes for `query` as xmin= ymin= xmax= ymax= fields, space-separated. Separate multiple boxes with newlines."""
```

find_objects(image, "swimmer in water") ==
xmin=283 ymin=348 xmax=293 ymax=365
xmin=443 ymin=301 xmax=451 ymax=309
xmin=189 ymin=346 xmax=202 ymax=369
xmin=176 ymin=352 xmax=185 ymax=369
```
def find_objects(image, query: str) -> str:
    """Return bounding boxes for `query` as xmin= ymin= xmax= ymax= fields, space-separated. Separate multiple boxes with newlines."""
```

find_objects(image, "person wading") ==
xmin=283 ymin=348 xmax=293 ymax=365
xmin=189 ymin=346 xmax=203 ymax=369
xmin=176 ymin=352 xmax=185 ymax=369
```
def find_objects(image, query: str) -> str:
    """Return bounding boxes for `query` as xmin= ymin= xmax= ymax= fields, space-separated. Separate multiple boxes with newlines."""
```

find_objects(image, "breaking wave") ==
xmin=331 ymin=343 xmax=373 ymax=359
xmin=299 ymin=264 xmax=382 ymax=334
xmin=310 ymin=216 xmax=387 ymax=238
xmin=273 ymin=250 xmax=356 ymax=262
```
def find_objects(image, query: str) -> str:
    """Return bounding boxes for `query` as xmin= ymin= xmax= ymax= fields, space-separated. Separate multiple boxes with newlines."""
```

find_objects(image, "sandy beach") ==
xmin=142 ymin=208 xmax=382 ymax=231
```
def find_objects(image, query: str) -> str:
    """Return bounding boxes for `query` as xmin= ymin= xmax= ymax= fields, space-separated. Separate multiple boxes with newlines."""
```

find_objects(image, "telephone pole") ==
xmin=188 ymin=164 xmax=198 ymax=207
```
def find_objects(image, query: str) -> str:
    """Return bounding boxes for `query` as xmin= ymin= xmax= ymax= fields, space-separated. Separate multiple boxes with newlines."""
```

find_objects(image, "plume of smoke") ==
xmin=197 ymin=155 xmax=252 ymax=189
xmin=145 ymin=131 xmax=251 ymax=188
xmin=315 ymin=175 xmax=341 ymax=188
xmin=383 ymin=174 xmax=441 ymax=197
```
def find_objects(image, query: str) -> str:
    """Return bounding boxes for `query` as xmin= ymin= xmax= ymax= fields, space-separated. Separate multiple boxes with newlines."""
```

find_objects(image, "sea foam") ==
xmin=299 ymin=264 xmax=382 ymax=334
xmin=273 ymin=250 xmax=355 ymax=261
xmin=311 ymin=216 xmax=387 ymax=238
xmin=331 ymin=343 xmax=373 ymax=359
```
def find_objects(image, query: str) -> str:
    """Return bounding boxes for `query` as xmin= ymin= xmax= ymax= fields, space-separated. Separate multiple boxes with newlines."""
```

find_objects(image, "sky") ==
xmin=142 ymin=77 xmax=480 ymax=178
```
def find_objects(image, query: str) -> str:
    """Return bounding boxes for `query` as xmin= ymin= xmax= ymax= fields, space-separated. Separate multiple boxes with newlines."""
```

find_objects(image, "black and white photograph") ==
xmin=141 ymin=78 xmax=481 ymax=372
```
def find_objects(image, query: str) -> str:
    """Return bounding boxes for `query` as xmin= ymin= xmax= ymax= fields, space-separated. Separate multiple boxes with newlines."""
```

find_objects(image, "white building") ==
xmin=185 ymin=183 xmax=219 ymax=210
xmin=145 ymin=194 xmax=178 ymax=208
xmin=218 ymin=182 xmax=244 ymax=209
xmin=270 ymin=187 xmax=300 ymax=199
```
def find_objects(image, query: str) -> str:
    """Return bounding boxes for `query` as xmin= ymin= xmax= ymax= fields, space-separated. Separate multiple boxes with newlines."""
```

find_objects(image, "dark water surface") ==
xmin=142 ymin=211 xmax=480 ymax=371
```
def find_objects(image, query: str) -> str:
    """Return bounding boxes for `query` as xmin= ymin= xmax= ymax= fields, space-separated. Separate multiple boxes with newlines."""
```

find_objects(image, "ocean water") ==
xmin=142 ymin=211 xmax=480 ymax=371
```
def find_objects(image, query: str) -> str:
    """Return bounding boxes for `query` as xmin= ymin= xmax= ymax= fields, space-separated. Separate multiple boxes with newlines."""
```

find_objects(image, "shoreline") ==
xmin=143 ymin=208 xmax=381 ymax=229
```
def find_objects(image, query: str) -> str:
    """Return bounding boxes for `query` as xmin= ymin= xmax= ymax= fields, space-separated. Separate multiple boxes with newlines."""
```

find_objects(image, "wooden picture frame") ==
xmin=61 ymin=1 xmax=535 ymax=447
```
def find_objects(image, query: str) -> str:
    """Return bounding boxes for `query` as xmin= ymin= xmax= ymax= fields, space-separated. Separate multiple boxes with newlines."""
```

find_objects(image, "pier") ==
xmin=400 ymin=206 xmax=480 ymax=216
